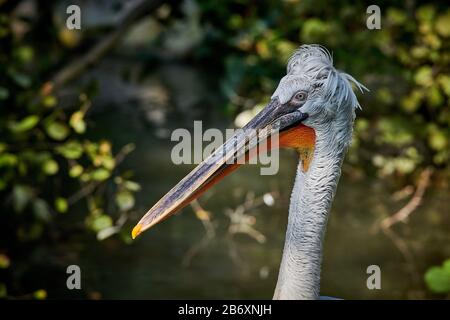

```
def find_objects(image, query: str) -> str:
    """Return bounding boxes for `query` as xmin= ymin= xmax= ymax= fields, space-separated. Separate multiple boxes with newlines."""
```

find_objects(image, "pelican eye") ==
xmin=292 ymin=91 xmax=307 ymax=104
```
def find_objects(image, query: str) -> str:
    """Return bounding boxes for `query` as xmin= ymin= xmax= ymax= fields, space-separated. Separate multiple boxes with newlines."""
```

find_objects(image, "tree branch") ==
xmin=381 ymin=167 xmax=433 ymax=229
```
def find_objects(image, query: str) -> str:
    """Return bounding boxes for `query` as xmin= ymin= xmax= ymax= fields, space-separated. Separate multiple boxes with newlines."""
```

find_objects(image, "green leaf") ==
xmin=9 ymin=115 xmax=39 ymax=133
xmin=69 ymin=164 xmax=83 ymax=177
xmin=33 ymin=289 xmax=47 ymax=300
xmin=425 ymin=265 xmax=450 ymax=293
xmin=428 ymin=128 xmax=447 ymax=151
xmin=12 ymin=185 xmax=33 ymax=212
xmin=124 ymin=180 xmax=141 ymax=192
xmin=301 ymin=18 xmax=330 ymax=42
xmin=387 ymin=8 xmax=408 ymax=25
xmin=56 ymin=141 xmax=83 ymax=159
xmin=102 ymin=156 xmax=115 ymax=170
xmin=45 ymin=122 xmax=69 ymax=141
xmin=80 ymin=173 xmax=90 ymax=182
xmin=69 ymin=111 xmax=86 ymax=134
xmin=443 ymin=259 xmax=450 ymax=271
xmin=33 ymin=198 xmax=51 ymax=221
xmin=377 ymin=118 xmax=414 ymax=146
xmin=55 ymin=197 xmax=68 ymax=213
xmin=437 ymin=75 xmax=450 ymax=97
xmin=401 ymin=89 xmax=423 ymax=113
xmin=42 ymin=159 xmax=59 ymax=175
xmin=15 ymin=46 xmax=34 ymax=63
xmin=414 ymin=66 xmax=433 ymax=87
xmin=116 ymin=190 xmax=135 ymax=211
xmin=435 ymin=11 xmax=450 ymax=37
xmin=0 ymin=153 xmax=18 ymax=167
xmin=426 ymin=85 xmax=443 ymax=107
xmin=91 ymin=168 xmax=110 ymax=181
xmin=89 ymin=215 xmax=113 ymax=232
xmin=416 ymin=5 xmax=435 ymax=22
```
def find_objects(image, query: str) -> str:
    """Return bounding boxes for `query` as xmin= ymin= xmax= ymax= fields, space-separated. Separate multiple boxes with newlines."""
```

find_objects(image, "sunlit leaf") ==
xmin=69 ymin=164 xmax=83 ymax=178
xmin=0 ymin=153 xmax=18 ymax=167
xmin=401 ymin=89 xmax=423 ymax=113
xmin=45 ymin=122 xmax=69 ymax=141
xmin=414 ymin=66 xmax=433 ymax=87
xmin=377 ymin=118 xmax=414 ymax=146
xmin=9 ymin=115 xmax=39 ymax=133
xmin=56 ymin=141 xmax=83 ymax=159
xmin=301 ymin=18 xmax=330 ymax=42
xmin=411 ymin=46 xmax=428 ymax=59
xmin=99 ymin=141 xmax=111 ymax=154
xmin=33 ymin=289 xmax=47 ymax=300
xmin=437 ymin=75 xmax=450 ymax=97
xmin=428 ymin=128 xmax=447 ymax=151
xmin=58 ymin=29 xmax=82 ymax=48
xmin=115 ymin=190 xmax=135 ymax=211
xmin=103 ymin=157 xmax=115 ymax=170
xmin=91 ymin=168 xmax=110 ymax=181
xmin=387 ymin=8 xmax=407 ymax=25
xmin=416 ymin=5 xmax=435 ymax=22
xmin=435 ymin=10 xmax=450 ymax=37
xmin=69 ymin=111 xmax=86 ymax=134
xmin=124 ymin=180 xmax=141 ymax=192
xmin=55 ymin=197 xmax=68 ymax=213
xmin=427 ymin=85 xmax=443 ymax=107
xmin=96 ymin=226 xmax=119 ymax=241
xmin=80 ymin=173 xmax=91 ymax=182
xmin=89 ymin=215 xmax=113 ymax=232
xmin=425 ymin=262 xmax=450 ymax=293
xmin=42 ymin=159 xmax=59 ymax=175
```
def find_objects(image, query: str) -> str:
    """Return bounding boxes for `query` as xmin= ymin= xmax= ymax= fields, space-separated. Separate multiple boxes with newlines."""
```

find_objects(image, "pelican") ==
xmin=131 ymin=45 xmax=367 ymax=299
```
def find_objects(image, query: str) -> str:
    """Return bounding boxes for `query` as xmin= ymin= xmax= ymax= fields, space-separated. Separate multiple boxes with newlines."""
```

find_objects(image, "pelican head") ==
xmin=132 ymin=44 xmax=367 ymax=299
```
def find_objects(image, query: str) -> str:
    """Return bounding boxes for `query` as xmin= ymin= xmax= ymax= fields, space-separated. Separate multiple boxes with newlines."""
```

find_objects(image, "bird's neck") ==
xmin=274 ymin=128 xmax=348 ymax=300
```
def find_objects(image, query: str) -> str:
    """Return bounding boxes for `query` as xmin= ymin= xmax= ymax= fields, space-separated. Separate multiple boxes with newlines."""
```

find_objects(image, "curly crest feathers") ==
xmin=286 ymin=44 xmax=368 ymax=110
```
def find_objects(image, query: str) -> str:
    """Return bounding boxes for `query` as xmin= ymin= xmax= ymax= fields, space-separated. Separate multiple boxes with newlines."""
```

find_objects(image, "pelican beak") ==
xmin=132 ymin=98 xmax=312 ymax=239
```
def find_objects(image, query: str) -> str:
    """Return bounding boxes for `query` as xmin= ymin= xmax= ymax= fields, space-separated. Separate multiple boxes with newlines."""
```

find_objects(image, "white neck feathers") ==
xmin=273 ymin=128 xmax=347 ymax=299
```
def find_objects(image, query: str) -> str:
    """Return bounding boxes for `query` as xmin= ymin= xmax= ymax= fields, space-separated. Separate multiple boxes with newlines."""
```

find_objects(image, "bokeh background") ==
xmin=0 ymin=0 xmax=449 ymax=299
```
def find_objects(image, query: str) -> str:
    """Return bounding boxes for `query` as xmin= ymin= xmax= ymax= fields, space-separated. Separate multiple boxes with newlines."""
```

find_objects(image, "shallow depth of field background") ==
xmin=0 ymin=0 xmax=449 ymax=299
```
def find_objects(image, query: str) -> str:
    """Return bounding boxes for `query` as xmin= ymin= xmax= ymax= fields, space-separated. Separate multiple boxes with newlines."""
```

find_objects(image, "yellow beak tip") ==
xmin=131 ymin=224 xmax=143 ymax=240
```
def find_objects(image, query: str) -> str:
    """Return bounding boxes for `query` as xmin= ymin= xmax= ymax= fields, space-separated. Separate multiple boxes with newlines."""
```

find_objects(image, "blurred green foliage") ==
xmin=193 ymin=0 xmax=449 ymax=179
xmin=425 ymin=259 xmax=450 ymax=294
xmin=0 ymin=0 xmax=448 ymax=299
xmin=0 ymin=6 xmax=139 ymax=298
